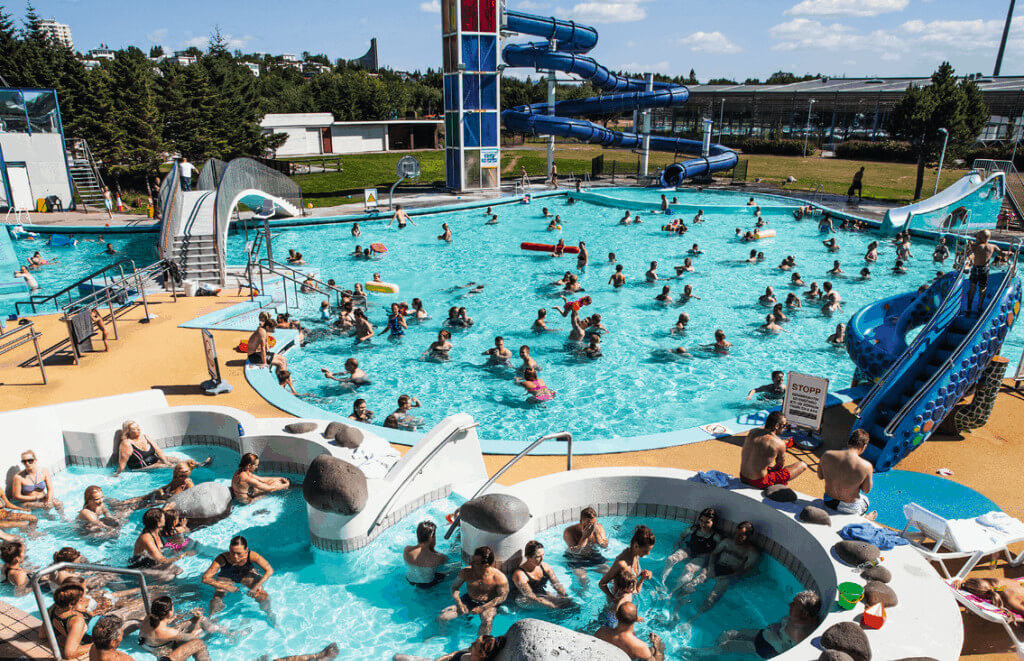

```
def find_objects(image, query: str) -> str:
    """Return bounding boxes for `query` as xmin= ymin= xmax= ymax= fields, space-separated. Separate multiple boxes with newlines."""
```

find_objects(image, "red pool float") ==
xmin=371 ymin=243 xmax=387 ymax=253
xmin=520 ymin=242 xmax=580 ymax=254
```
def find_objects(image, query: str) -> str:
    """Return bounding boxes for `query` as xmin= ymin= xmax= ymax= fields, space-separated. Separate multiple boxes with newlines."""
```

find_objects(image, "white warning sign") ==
xmin=364 ymin=188 xmax=379 ymax=211
xmin=783 ymin=371 xmax=830 ymax=431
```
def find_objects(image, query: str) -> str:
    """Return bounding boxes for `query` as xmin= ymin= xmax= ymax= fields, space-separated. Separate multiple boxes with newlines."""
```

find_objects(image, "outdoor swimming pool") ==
xmin=5 ymin=446 xmax=802 ymax=660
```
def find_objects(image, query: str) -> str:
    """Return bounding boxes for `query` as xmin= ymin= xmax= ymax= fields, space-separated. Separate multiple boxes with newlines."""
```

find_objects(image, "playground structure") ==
xmin=846 ymin=254 xmax=1022 ymax=471
xmin=882 ymin=171 xmax=1006 ymax=234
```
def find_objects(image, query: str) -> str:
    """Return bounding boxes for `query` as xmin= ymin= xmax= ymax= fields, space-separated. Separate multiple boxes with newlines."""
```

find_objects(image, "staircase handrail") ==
xmin=854 ymin=257 xmax=970 ymax=418
xmin=444 ymin=431 xmax=572 ymax=540
xmin=0 ymin=321 xmax=46 ymax=383
xmin=366 ymin=423 xmax=480 ymax=537
xmin=257 ymin=258 xmax=347 ymax=305
xmin=884 ymin=242 xmax=1021 ymax=437
xmin=14 ymin=259 xmax=137 ymax=315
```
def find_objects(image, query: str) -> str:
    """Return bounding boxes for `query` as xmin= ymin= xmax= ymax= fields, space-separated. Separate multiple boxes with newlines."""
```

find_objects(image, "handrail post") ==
xmin=30 ymin=325 xmax=46 ymax=384
xmin=31 ymin=579 xmax=62 ymax=661
xmin=106 ymin=289 xmax=118 ymax=341
xmin=137 ymin=268 xmax=151 ymax=321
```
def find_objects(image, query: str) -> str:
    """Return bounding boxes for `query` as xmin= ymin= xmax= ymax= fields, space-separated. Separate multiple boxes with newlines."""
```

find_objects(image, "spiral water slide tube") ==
xmin=846 ymin=258 xmax=1022 ymax=471
xmin=502 ymin=11 xmax=737 ymax=187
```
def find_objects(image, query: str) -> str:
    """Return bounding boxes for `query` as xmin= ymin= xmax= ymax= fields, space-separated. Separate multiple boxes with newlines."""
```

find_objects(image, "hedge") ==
xmin=834 ymin=140 xmax=916 ymax=163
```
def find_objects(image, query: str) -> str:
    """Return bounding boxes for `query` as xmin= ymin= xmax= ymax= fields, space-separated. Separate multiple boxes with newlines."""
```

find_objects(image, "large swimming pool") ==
xmin=6 ymin=446 xmax=801 ymax=660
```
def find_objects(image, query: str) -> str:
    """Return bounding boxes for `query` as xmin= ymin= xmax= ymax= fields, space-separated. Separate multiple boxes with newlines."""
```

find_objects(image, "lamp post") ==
xmin=934 ymin=128 xmax=949 ymax=196
xmin=803 ymin=98 xmax=816 ymax=158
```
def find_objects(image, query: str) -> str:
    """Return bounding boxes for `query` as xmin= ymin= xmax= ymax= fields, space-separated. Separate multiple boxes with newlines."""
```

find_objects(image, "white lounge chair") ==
xmin=948 ymin=576 xmax=1024 ymax=658
xmin=900 ymin=503 xmax=1024 ymax=579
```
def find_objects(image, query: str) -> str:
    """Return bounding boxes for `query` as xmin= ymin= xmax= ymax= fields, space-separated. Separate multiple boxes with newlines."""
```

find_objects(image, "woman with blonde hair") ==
xmin=954 ymin=577 xmax=1024 ymax=617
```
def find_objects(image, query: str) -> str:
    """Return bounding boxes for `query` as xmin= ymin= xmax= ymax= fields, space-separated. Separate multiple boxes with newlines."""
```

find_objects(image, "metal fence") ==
xmin=157 ymin=161 xmax=182 ymax=260
xmin=197 ymin=158 xmax=228 ymax=191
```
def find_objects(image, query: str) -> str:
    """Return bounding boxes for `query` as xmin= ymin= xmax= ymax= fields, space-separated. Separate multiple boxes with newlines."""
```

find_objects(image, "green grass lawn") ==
xmin=287 ymin=147 xmax=966 ymax=207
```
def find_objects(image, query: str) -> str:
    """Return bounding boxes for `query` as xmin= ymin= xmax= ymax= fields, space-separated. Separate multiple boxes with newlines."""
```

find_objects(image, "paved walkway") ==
xmin=0 ymin=600 xmax=52 ymax=659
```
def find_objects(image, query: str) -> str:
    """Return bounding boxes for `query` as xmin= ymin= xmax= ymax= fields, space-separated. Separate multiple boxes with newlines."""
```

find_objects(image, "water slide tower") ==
xmin=441 ymin=0 xmax=501 ymax=192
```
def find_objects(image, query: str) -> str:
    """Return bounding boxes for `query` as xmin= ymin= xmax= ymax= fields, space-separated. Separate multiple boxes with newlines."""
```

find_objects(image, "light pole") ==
xmin=934 ymin=128 xmax=949 ymax=196
xmin=803 ymin=98 xmax=816 ymax=158
xmin=717 ymin=97 xmax=725 ymax=143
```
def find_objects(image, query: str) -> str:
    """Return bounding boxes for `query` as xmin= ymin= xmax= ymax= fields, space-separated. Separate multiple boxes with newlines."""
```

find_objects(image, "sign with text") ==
xmin=783 ymin=371 xmax=830 ymax=431
xmin=201 ymin=329 xmax=220 ymax=383
xmin=480 ymin=148 xmax=499 ymax=167
xmin=363 ymin=188 xmax=379 ymax=211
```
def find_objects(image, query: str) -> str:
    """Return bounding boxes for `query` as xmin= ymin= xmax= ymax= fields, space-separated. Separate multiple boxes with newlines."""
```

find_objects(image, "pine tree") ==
xmin=687 ymin=68 xmax=697 ymax=85
xmin=107 ymin=47 xmax=162 ymax=174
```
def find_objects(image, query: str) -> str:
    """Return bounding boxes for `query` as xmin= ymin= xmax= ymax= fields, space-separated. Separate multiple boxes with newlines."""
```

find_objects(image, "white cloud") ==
xmin=785 ymin=0 xmax=908 ymax=18
xmin=769 ymin=18 xmax=854 ymax=51
xmin=419 ymin=0 xmax=440 ymax=13
xmin=571 ymin=1 xmax=648 ymax=24
xmin=181 ymin=36 xmax=208 ymax=49
xmin=147 ymin=28 xmax=168 ymax=43
xmin=680 ymin=31 xmax=742 ymax=54
xmin=180 ymin=33 xmax=253 ymax=50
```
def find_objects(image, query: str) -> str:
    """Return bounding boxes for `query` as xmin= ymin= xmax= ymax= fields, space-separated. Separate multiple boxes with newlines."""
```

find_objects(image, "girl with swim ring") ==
xmin=516 ymin=368 xmax=555 ymax=402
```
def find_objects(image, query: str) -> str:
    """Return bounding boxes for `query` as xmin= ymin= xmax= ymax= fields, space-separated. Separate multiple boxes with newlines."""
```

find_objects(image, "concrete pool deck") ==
xmin=1 ymin=289 xmax=1022 ymax=659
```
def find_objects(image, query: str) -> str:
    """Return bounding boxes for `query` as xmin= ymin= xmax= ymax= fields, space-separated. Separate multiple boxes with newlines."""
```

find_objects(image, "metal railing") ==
xmin=0 ymin=321 xmax=46 ymax=383
xmin=444 ymin=431 xmax=572 ymax=540
xmin=14 ymin=259 xmax=136 ymax=315
xmin=973 ymin=159 xmax=1024 ymax=224
xmin=31 ymin=562 xmax=152 ymax=661
xmin=366 ymin=423 xmax=480 ymax=537
xmin=854 ymin=258 xmax=970 ymax=419
xmin=884 ymin=242 xmax=1021 ymax=436
xmin=251 ymin=259 xmax=347 ymax=313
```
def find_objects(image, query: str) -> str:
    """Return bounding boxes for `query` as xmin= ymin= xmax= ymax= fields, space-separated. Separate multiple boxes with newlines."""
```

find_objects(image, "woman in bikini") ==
xmin=202 ymin=535 xmax=276 ymax=623
xmin=230 ymin=453 xmax=292 ymax=504
xmin=12 ymin=450 xmax=62 ymax=513
xmin=515 ymin=368 xmax=555 ymax=403
xmin=2 ymin=540 xmax=30 ymax=594
xmin=0 ymin=484 xmax=38 ymax=536
xmin=77 ymin=486 xmax=125 ymax=537
xmin=953 ymin=577 xmax=1024 ymax=618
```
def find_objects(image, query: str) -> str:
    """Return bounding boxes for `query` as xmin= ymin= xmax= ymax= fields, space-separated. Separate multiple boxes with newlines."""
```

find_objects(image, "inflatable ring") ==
xmin=445 ymin=513 xmax=456 ymax=524
xmin=371 ymin=243 xmax=387 ymax=254
xmin=236 ymin=336 xmax=277 ymax=353
xmin=753 ymin=229 xmax=776 ymax=240
xmin=366 ymin=281 xmax=399 ymax=294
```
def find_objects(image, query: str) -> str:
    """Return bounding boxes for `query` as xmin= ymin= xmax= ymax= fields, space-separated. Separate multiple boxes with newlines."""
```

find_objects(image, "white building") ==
xmin=87 ymin=48 xmax=115 ymax=61
xmin=281 ymin=53 xmax=300 ymax=62
xmin=260 ymin=113 xmax=441 ymax=156
xmin=81 ymin=59 xmax=101 ymax=71
xmin=38 ymin=19 xmax=73 ymax=49
xmin=243 ymin=62 xmax=260 ymax=77
xmin=170 ymin=51 xmax=197 ymax=66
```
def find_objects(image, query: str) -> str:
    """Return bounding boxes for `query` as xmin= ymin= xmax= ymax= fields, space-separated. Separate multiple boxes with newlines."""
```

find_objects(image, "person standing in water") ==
xmin=388 ymin=205 xmax=416 ymax=229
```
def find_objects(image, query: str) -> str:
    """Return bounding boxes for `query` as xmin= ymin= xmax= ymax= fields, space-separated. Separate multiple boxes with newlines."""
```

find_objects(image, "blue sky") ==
xmin=14 ymin=0 xmax=1024 ymax=80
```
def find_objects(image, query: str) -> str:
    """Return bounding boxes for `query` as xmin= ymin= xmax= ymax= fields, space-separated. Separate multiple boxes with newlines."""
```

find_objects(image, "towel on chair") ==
xmin=840 ymin=522 xmax=910 ymax=550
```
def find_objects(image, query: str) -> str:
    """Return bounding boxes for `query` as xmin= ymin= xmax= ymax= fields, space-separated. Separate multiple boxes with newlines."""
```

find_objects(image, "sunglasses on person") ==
xmin=21 ymin=457 xmax=36 ymax=464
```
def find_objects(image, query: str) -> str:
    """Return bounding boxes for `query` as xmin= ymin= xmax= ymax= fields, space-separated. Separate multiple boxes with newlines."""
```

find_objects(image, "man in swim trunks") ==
xmin=594 ymin=602 xmax=664 ymax=660
xmin=438 ymin=223 xmax=452 ymax=242
xmin=438 ymin=546 xmax=509 ymax=637
xmin=388 ymin=204 xmax=416 ymax=228
xmin=817 ymin=429 xmax=876 ymax=519
xmin=231 ymin=453 xmax=293 ymax=504
xmin=482 ymin=336 xmax=513 ymax=365
xmin=739 ymin=411 xmax=807 ymax=489
xmin=321 ymin=358 xmax=370 ymax=388
xmin=518 ymin=345 xmax=540 ymax=373
xmin=645 ymin=261 xmax=658 ymax=282
xmin=966 ymin=229 xmax=996 ymax=315
xmin=609 ymin=264 xmax=626 ymax=288
xmin=687 ymin=590 xmax=820 ymax=659
xmin=247 ymin=319 xmax=287 ymax=372
xmin=349 ymin=398 xmax=374 ymax=422
xmin=404 ymin=521 xmax=448 ymax=588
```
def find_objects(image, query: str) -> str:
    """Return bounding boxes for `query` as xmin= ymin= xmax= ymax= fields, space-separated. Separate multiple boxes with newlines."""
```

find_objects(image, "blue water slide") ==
xmin=502 ymin=11 xmax=737 ymax=186
xmin=846 ymin=262 xmax=1022 ymax=471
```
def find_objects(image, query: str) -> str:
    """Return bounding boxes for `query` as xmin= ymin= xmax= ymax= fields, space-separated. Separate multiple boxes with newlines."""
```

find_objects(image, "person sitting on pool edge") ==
xmin=510 ymin=540 xmax=572 ymax=609
xmin=202 ymin=535 xmax=276 ymax=625
xmin=247 ymin=318 xmax=287 ymax=372
xmin=817 ymin=429 xmax=876 ymax=519
xmin=404 ymin=521 xmax=447 ymax=588
xmin=686 ymin=590 xmax=820 ymax=659
xmin=231 ymin=453 xmax=295 ymax=504
xmin=740 ymin=411 xmax=807 ymax=489
xmin=594 ymin=602 xmax=664 ymax=661
xmin=438 ymin=546 xmax=509 ymax=637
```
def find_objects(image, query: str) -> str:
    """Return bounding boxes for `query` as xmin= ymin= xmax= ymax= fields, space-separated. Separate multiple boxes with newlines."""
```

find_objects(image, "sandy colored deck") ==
xmin=1 ymin=289 xmax=1022 ymax=660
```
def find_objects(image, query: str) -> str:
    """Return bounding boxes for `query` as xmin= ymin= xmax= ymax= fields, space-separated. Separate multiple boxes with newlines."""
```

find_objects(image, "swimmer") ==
xmin=679 ymin=284 xmax=700 ymax=303
xmin=821 ymin=291 xmax=842 ymax=314
xmin=619 ymin=211 xmax=632 ymax=225
xmin=827 ymin=323 xmax=846 ymax=346
xmin=655 ymin=285 xmax=672 ymax=303
xmin=553 ymin=238 xmax=567 ymax=257
xmin=519 ymin=345 xmax=540 ymax=373
xmin=104 ymin=243 xmax=118 ymax=255
xmin=693 ymin=210 xmax=704 ymax=223
xmin=746 ymin=197 xmax=755 ymax=206
xmin=542 ymin=207 xmax=552 ymax=217
xmin=660 ymin=194 xmax=669 ymax=211
xmin=547 ymin=219 xmax=558 ymax=231
xmin=741 ymin=231 xmax=755 ymax=242
xmin=758 ymin=287 xmax=776 ymax=306
xmin=319 ymin=300 xmax=331 ymax=321
xmin=673 ymin=258 xmax=695 ymax=275
xmin=425 ymin=329 xmax=453 ymax=361
xmin=933 ymin=237 xmax=949 ymax=263
xmin=747 ymin=371 xmax=785 ymax=400
xmin=892 ymin=259 xmax=907 ymax=274
xmin=703 ymin=329 xmax=731 ymax=354
xmin=689 ymin=244 xmax=703 ymax=255
xmin=383 ymin=395 xmax=423 ymax=430
xmin=865 ymin=241 xmax=879 ymax=262
xmin=608 ymin=264 xmax=626 ymax=288
xmin=790 ymin=272 xmax=805 ymax=287
xmin=746 ymin=249 xmax=759 ymax=265
xmin=577 ymin=242 xmax=589 ymax=269
xmin=351 ymin=245 xmax=363 ymax=257
xmin=785 ymin=293 xmax=801 ymax=309
xmin=598 ymin=526 xmax=654 ymax=608
xmin=608 ymin=252 xmax=617 ymax=263
xmin=438 ymin=223 xmax=452 ymax=242
xmin=386 ymin=303 xmax=408 ymax=338
xmin=553 ymin=295 xmax=591 ymax=317
xmin=482 ymin=336 xmax=513 ymax=365
xmin=897 ymin=241 xmax=912 ymax=260
xmin=348 ymin=399 xmax=374 ymax=422
xmin=804 ymin=282 xmax=821 ymax=300
xmin=532 ymin=309 xmax=557 ymax=332
xmin=583 ymin=313 xmax=607 ymax=333
xmin=827 ymin=260 xmax=844 ymax=276
xmin=671 ymin=313 xmax=690 ymax=334
xmin=388 ymin=204 xmax=417 ymax=228
xmin=13 ymin=266 xmax=38 ymax=291
xmin=485 ymin=214 xmax=498 ymax=225
xmin=823 ymin=237 xmax=839 ymax=252
xmin=321 ymin=358 xmax=370 ymax=388
xmin=351 ymin=222 xmax=361 ymax=237
xmin=457 ymin=307 xmax=474 ymax=327
xmin=485 ymin=206 xmax=492 ymax=215
xmin=516 ymin=368 xmax=555 ymax=402
xmin=760 ymin=314 xmax=783 ymax=334
xmin=552 ymin=271 xmax=573 ymax=287
xmin=353 ymin=308 xmax=375 ymax=343
xmin=756 ymin=251 xmax=765 ymax=262
xmin=286 ymin=249 xmax=304 ymax=265
xmin=581 ymin=334 xmax=602 ymax=358
xmin=859 ymin=267 xmax=871 ymax=280
xmin=411 ymin=298 xmax=429 ymax=320
xmin=276 ymin=369 xmax=306 ymax=397
xmin=645 ymin=261 xmax=658 ymax=282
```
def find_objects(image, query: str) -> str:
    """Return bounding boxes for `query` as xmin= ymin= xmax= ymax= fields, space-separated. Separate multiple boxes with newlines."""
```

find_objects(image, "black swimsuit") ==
xmin=216 ymin=551 xmax=256 ymax=583
xmin=685 ymin=528 xmax=717 ymax=556
xmin=126 ymin=442 xmax=160 ymax=469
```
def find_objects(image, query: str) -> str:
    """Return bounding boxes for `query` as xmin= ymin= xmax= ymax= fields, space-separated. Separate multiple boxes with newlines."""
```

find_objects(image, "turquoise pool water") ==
xmin=4 ymin=446 xmax=801 ymax=660
xmin=226 ymin=190 xmax=1024 ymax=444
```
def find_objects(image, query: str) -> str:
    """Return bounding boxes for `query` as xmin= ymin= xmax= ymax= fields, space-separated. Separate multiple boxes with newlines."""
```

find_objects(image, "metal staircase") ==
xmin=64 ymin=138 xmax=105 ymax=211
xmin=973 ymin=159 xmax=1024 ymax=229
xmin=170 ymin=233 xmax=221 ymax=285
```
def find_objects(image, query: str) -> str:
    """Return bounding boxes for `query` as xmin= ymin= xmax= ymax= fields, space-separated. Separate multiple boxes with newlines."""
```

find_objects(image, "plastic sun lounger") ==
xmin=948 ymin=577 xmax=1024 ymax=658
xmin=900 ymin=503 xmax=1024 ymax=579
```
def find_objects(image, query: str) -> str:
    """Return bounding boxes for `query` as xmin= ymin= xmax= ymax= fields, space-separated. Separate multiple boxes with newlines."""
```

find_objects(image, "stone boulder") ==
xmin=819 ymin=652 xmax=855 ymax=661
xmin=168 ymin=482 xmax=232 ymax=525
xmin=494 ymin=618 xmax=629 ymax=661
xmin=833 ymin=540 xmax=880 ymax=566
xmin=799 ymin=505 xmax=831 ymax=526
xmin=459 ymin=494 xmax=531 ymax=535
xmin=332 ymin=425 xmax=364 ymax=450
xmin=323 ymin=421 xmax=344 ymax=439
xmin=860 ymin=565 xmax=891 ymax=583
xmin=821 ymin=621 xmax=871 ymax=661
xmin=302 ymin=455 xmax=367 ymax=515
xmin=284 ymin=422 xmax=318 ymax=434
xmin=864 ymin=580 xmax=898 ymax=608
xmin=764 ymin=485 xmax=797 ymax=502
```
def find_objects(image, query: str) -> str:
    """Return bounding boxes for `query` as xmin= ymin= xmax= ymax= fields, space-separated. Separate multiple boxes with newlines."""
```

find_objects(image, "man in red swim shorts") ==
xmin=739 ymin=411 xmax=807 ymax=489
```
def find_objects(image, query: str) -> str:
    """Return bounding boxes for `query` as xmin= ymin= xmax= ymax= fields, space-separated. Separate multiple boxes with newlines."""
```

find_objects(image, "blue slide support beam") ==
xmin=502 ymin=11 xmax=737 ymax=186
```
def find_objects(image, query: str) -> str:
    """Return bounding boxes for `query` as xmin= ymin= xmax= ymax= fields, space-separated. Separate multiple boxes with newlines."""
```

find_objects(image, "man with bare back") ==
xmin=817 ymin=430 xmax=875 ymax=519
xmin=739 ymin=412 xmax=807 ymax=489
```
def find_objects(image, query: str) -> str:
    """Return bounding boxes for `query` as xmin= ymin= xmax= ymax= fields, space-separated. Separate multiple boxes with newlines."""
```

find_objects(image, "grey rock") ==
xmin=459 ymin=494 xmax=531 ymax=534
xmin=864 ymin=580 xmax=898 ymax=607
xmin=763 ymin=485 xmax=797 ymax=502
xmin=323 ymin=421 xmax=344 ymax=439
xmin=494 ymin=618 xmax=629 ymax=661
xmin=799 ymin=505 xmax=831 ymax=526
xmin=819 ymin=652 xmax=855 ymax=661
xmin=333 ymin=426 xmax=364 ymax=449
xmin=302 ymin=454 xmax=368 ymax=515
xmin=168 ymin=482 xmax=232 ymax=525
xmin=284 ymin=422 xmax=318 ymax=434
xmin=860 ymin=565 xmax=892 ymax=583
xmin=834 ymin=540 xmax=880 ymax=566
xmin=821 ymin=621 xmax=871 ymax=661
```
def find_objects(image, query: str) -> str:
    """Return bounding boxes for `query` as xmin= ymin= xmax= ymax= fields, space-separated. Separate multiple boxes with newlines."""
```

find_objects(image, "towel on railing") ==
xmin=839 ymin=522 xmax=910 ymax=550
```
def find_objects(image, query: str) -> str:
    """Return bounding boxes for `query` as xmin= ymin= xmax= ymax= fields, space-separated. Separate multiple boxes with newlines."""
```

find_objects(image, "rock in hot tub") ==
xmin=302 ymin=454 xmax=368 ymax=515
xmin=495 ymin=618 xmax=629 ymax=661
xmin=459 ymin=494 xmax=531 ymax=535
xmin=168 ymin=482 xmax=232 ymax=525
